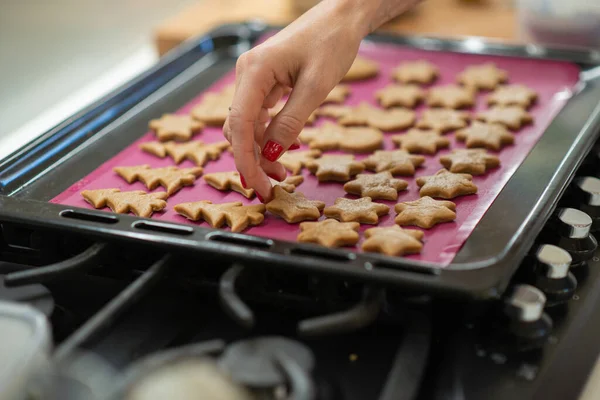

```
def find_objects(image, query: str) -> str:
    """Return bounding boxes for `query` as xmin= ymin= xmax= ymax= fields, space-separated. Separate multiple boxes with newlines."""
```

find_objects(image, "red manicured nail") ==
xmin=240 ymin=174 xmax=247 ymax=188
xmin=256 ymin=192 xmax=264 ymax=203
xmin=267 ymin=173 xmax=284 ymax=182
xmin=262 ymin=140 xmax=284 ymax=162
xmin=289 ymin=143 xmax=300 ymax=150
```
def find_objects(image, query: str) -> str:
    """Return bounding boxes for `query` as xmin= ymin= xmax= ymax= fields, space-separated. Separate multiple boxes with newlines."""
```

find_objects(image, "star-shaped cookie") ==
xmin=362 ymin=226 xmax=424 ymax=256
xmin=344 ymin=172 xmax=408 ymax=201
xmin=265 ymin=186 xmax=326 ymax=223
xmin=439 ymin=149 xmax=501 ymax=175
xmin=81 ymin=189 xmax=167 ymax=218
xmin=173 ymin=201 xmax=266 ymax=232
xmin=317 ymin=103 xmax=415 ymax=131
xmin=203 ymin=171 xmax=255 ymax=199
xmin=278 ymin=149 xmax=322 ymax=175
xmin=114 ymin=165 xmax=203 ymax=196
xmin=271 ymin=175 xmax=304 ymax=193
xmin=416 ymin=109 xmax=470 ymax=133
xmin=342 ymin=56 xmax=379 ymax=81
xmin=149 ymin=114 xmax=204 ymax=142
xmin=391 ymin=60 xmax=439 ymax=85
xmin=297 ymin=219 xmax=360 ymax=248
xmin=140 ymin=140 xmax=230 ymax=166
xmin=375 ymin=84 xmax=425 ymax=108
xmin=323 ymin=85 xmax=351 ymax=104
xmin=394 ymin=196 xmax=456 ymax=229
xmin=363 ymin=150 xmax=426 ymax=176
xmin=324 ymin=197 xmax=390 ymax=224
xmin=476 ymin=106 xmax=533 ymax=130
xmin=455 ymin=121 xmax=515 ymax=151
xmin=298 ymin=122 xmax=383 ymax=153
xmin=457 ymin=63 xmax=508 ymax=91
xmin=306 ymin=154 xmax=365 ymax=182
xmin=487 ymin=84 xmax=537 ymax=109
xmin=426 ymin=85 xmax=475 ymax=109
xmin=416 ymin=169 xmax=478 ymax=199
xmin=190 ymin=84 xmax=235 ymax=126
xmin=391 ymin=129 xmax=451 ymax=155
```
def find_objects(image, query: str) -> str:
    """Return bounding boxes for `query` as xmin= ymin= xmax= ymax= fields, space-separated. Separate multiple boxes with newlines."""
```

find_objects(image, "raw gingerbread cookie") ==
xmin=297 ymin=219 xmax=360 ymax=248
xmin=455 ymin=121 xmax=515 ymax=151
xmin=174 ymin=201 xmax=265 ymax=232
xmin=394 ymin=196 xmax=456 ymax=229
xmin=299 ymin=122 xmax=383 ymax=153
xmin=114 ymin=165 xmax=203 ymax=196
xmin=269 ymin=100 xmax=317 ymax=125
xmin=271 ymin=175 xmax=304 ymax=193
xmin=317 ymin=102 xmax=415 ymax=132
xmin=391 ymin=129 xmax=451 ymax=155
xmin=426 ymin=85 xmax=475 ymax=109
xmin=140 ymin=140 xmax=230 ymax=166
xmin=81 ymin=189 xmax=167 ymax=218
xmin=487 ymin=84 xmax=537 ymax=109
xmin=324 ymin=197 xmax=390 ymax=224
xmin=149 ymin=114 xmax=204 ymax=142
xmin=323 ymin=85 xmax=351 ymax=104
xmin=363 ymin=150 xmax=425 ymax=176
xmin=306 ymin=154 xmax=365 ymax=182
xmin=265 ymin=186 xmax=326 ymax=223
xmin=457 ymin=63 xmax=508 ymax=91
xmin=392 ymin=60 xmax=439 ymax=85
xmin=416 ymin=109 xmax=470 ymax=133
xmin=375 ymin=84 xmax=425 ymax=108
xmin=190 ymin=84 xmax=235 ymax=126
xmin=203 ymin=171 xmax=255 ymax=199
xmin=416 ymin=169 xmax=478 ymax=199
xmin=342 ymin=56 xmax=379 ymax=81
xmin=476 ymin=106 xmax=533 ymax=130
xmin=278 ymin=149 xmax=322 ymax=175
xmin=439 ymin=149 xmax=501 ymax=175
xmin=343 ymin=172 xmax=408 ymax=201
xmin=362 ymin=225 xmax=424 ymax=256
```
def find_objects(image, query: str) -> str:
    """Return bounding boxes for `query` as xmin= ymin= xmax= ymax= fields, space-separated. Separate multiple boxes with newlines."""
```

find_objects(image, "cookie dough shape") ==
xmin=278 ymin=150 xmax=322 ymax=175
xmin=342 ymin=56 xmax=380 ymax=81
xmin=271 ymin=175 xmax=304 ymax=193
xmin=81 ymin=189 xmax=167 ymax=218
xmin=298 ymin=219 xmax=360 ymax=248
xmin=299 ymin=122 xmax=383 ymax=153
xmin=149 ymin=114 xmax=204 ymax=142
xmin=317 ymin=102 xmax=415 ymax=132
xmin=362 ymin=226 xmax=424 ymax=256
xmin=392 ymin=60 xmax=439 ymax=85
xmin=306 ymin=154 xmax=365 ymax=182
xmin=140 ymin=140 xmax=230 ymax=166
xmin=416 ymin=169 xmax=478 ymax=199
xmin=363 ymin=150 xmax=426 ymax=176
xmin=487 ymin=84 xmax=538 ymax=109
xmin=416 ymin=109 xmax=470 ymax=133
xmin=394 ymin=196 xmax=456 ymax=229
xmin=391 ymin=129 xmax=450 ymax=155
xmin=457 ymin=63 xmax=508 ymax=91
xmin=203 ymin=171 xmax=255 ymax=199
xmin=114 ymin=165 xmax=203 ymax=196
xmin=191 ymin=84 xmax=235 ymax=126
xmin=344 ymin=172 xmax=408 ymax=201
xmin=427 ymin=85 xmax=475 ymax=109
xmin=477 ymin=106 xmax=534 ymax=130
xmin=439 ymin=149 xmax=501 ymax=175
xmin=375 ymin=84 xmax=425 ymax=108
xmin=174 ymin=201 xmax=265 ymax=232
xmin=266 ymin=186 xmax=326 ymax=223
xmin=455 ymin=121 xmax=515 ymax=151
xmin=323 ymin=85 xmax=351 ymax=104
xmin=324 ymin=197 xmax=390 ymax=224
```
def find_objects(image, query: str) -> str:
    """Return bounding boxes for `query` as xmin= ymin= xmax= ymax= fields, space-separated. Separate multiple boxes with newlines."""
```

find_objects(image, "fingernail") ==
xmin=240 ymin=174 xmax=247 ymax=189
xmin=267 ymin=173 xmax=284 ymax=182
xmin=289 ymin=143 xmax=300 ymax=150
xmin=256 ymin=192 xmax=265 ymax=203
xmin=262 ymin=140 xmax=284 ymax=162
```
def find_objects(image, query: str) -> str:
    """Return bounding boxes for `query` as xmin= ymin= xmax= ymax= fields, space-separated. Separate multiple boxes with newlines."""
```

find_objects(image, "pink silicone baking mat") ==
xmin=51 ymin=40 xmax=581 ymax=267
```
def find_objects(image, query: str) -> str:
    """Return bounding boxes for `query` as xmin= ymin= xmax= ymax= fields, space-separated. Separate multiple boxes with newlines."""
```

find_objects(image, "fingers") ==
xmin=260 ymin=158 xmax=287 ymax=182
xmin=264 ymin=84 xmax=286 ymax=109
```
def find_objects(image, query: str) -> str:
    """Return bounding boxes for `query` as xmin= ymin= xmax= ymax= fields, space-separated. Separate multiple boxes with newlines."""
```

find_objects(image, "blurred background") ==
xmin=0 ymin=0 xmax=598 ymax=159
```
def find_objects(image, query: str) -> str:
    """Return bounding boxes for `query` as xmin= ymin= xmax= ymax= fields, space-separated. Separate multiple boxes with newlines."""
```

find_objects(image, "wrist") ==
xmin=329 ymin=0 xmax=383 ymax=38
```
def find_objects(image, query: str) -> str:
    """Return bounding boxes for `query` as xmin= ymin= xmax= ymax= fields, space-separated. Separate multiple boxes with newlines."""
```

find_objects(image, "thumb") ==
xmin=261 ymin=75 xmax=329 ymax=162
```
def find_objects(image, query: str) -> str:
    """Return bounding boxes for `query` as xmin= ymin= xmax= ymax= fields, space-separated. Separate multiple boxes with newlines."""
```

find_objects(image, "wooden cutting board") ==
xmin=155 ymin=0 xmax=517 ymax=55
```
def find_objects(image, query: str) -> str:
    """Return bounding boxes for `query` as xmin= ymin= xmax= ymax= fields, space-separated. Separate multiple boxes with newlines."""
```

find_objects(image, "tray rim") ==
xmin=1 ymin=22 xmax=600 ymax=299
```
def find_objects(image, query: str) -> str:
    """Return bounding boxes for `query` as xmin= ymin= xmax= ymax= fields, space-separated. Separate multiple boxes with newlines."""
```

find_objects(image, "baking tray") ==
xmin=1 ymin=22 xmax=600 ymax=298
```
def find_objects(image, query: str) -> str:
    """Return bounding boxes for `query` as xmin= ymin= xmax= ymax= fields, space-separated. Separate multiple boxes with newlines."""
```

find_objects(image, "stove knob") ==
xmin=550 ymin=208 xmax=597 ymax=267
xmin=572 ymin=177 xmax=600 ymax=232
xmin=504 ymin=284 xmax=552 ymax=350
xmin=556 ymin=208 xmax=592 ymax=239
xmin=533 ymin=244 xmax=577 ymax=306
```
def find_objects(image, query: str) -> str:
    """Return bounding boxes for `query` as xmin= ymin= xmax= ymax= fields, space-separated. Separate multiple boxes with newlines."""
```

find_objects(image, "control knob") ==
xmin=504 ymin=284 xmax=552 ymax=351
xmin=546 ymin=208 xmax=597 ymax=267
xmin=533 ymin=244 xmax=577 ymax=306
xmin=572 ymin=176 xmax=600 ymax=232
